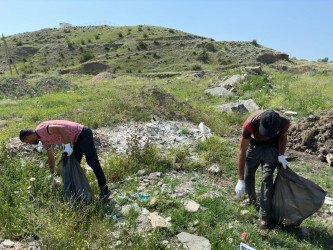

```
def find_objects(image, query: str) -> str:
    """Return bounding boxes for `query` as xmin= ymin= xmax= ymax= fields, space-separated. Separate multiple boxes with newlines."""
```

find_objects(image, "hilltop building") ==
xmin=59 ymin=22 xmax=72 ymax=28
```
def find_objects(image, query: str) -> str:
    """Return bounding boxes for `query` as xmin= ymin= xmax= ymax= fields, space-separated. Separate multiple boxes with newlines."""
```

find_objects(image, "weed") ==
xmin=79 ymin=51 xmax=95 ymax=63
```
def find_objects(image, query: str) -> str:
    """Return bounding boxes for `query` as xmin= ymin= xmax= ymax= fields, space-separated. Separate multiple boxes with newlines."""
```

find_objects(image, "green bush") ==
xmin=251 ymin=39 xmax=259 ymax=47
xmin=317 ymin=57 xmax=329 ymax=62
xmin=192 ymin=64 xmax=202 ymax=71
xmin=65 ymin=37 xmax=74 ymax=49
xmin=137 ymin=41 xmax=148 ymax=50
xmin=196 ymin=136 xmax=232 ymax=164
xmin=79 ymin=51 xmax=95 ymax=63
xmin=197 ymin=50 xmax=209 ymax=63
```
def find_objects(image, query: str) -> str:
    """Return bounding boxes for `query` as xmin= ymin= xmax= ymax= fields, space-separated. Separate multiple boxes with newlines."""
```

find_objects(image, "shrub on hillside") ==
xmin=65 ymin=37 xmax=74 ymax=49
xmin=192 ymin=64 xmax=202 ymax=71
xmin=137 ymin=41 xmax=148 ymax=50
xmin=79 ymin=51 xmax=95 ymax=63
xmin=317 ymin=57 xmax=329 ymax=62
xmin=197 ymin=50 xmax=209 ymax=63
xmin=251 ymin=39 xmax=259 ymax=47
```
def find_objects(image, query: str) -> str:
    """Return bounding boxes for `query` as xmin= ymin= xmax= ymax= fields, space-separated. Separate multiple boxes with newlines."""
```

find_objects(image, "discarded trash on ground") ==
xmin=137 ymin=194 xmax=151 ymax=201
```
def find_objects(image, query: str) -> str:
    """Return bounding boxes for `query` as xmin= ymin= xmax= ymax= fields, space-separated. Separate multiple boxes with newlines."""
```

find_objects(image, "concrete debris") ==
xmin=177 ymin=232 xmax=211 ymax=250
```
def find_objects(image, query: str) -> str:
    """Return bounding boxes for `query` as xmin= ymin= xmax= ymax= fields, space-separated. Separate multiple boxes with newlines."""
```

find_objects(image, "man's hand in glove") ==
xmin=278 ymin=155 xmax=289 ymax=169
xmin=64 ymin=143 xmax=73 ymax=156
xmin=235 ymin=180 xmax=245 ymax=197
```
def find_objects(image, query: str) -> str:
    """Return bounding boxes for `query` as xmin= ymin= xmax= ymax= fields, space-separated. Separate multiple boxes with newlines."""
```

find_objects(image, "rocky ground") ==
xmin=3 ymin=115 xmax=333 ymax=249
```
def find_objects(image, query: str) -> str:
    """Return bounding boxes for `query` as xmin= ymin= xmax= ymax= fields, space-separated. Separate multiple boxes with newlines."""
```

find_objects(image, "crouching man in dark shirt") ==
xmin=235 ymin=110 xmax=290 ymax=233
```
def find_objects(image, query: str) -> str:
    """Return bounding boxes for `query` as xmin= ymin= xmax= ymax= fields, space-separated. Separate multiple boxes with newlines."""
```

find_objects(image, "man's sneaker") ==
xmin=100 ymin=188 xmax=111 ymax=201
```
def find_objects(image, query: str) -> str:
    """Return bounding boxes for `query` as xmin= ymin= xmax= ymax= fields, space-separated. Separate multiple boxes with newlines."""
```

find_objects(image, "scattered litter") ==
xmin=241 ymin=232 xmax=247 ymax=240
xmin=138 ymin=194 xmax=151 ymax=201
xmin=240 ymin=242 xmax=256 ymax=250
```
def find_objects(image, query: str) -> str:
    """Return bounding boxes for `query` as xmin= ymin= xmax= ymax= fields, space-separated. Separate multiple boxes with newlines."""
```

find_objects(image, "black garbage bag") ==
xmin=271 ymin=165 xmax=326 ymax=227
xmin=58 ymin=153 xmax=93 ymax=204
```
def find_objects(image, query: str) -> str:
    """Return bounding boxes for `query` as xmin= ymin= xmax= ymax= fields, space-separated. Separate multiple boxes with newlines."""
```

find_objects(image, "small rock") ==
xmin=177 ymin=232 xmax=211 ymax=250
xmin=284 ymin=111 xmax=298 ymax=116
xmin=148 ymin=212 xmax=171 ymax=228
xmin=208 ymin=164 xmax=221 ymax=174
xmin=2 ymin=239 xmax=15 ymax=247
xmin=149 ymin=197 xmax=157 ymax=206
xmin=29 ymin=177 xmax=36 ymax=182
xmin=137 ymin=170 xmax=146 ymax=176
xmin=326 ymin=153 xmax=333 ymax=167
xmin=325 ymin=196 xmax=333 ymax=206
xmin=184 ymin=200 xmax=200 ymax=212
xmin=121 ymin=203 xmax=141 ymax=215
xmin=240 ymin=210 xmax=249 ymax=216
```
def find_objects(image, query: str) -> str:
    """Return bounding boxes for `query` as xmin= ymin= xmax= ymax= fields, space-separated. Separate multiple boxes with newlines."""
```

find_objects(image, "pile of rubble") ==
xmin=88 ymin=72 xmax=116 ymax=82
xmin=93 ymin=120 xmax=204 ymax=155
xmin=288 ymin=108 xmax=333 ymax=164
xmin=0 ymin=238 xmax=40 ymax=250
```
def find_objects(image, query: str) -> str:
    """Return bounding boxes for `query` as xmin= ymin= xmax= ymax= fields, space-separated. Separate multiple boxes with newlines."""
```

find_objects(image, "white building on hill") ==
xmin=59 ymin=22 xmax=72 ymax=28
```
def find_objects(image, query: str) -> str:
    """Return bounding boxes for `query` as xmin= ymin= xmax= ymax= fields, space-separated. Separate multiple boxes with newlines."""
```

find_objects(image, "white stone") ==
xmin=325 ymin=196 xmax=333 ymax=206
xmin=284 ymin=111 xmax=298 ymax=116
xmin=121 ymin=203 xmax=141 ymax=215
xmin=177 ymin=232 xmax=211 ymax=250
xmin=326 ymin=153 xmax=333 ymax=167
xmin=208 ymin=164 xmax=221 ymax=174
xmin=2 ymin=239 xmax=15 ymax=247
xmin=184 ymin=200 xmax=200 ymax=212
xmin=148 ymin=212 xmax=171 ymax=228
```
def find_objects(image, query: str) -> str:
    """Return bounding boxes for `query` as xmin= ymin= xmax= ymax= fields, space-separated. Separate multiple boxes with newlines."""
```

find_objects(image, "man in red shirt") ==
xmin=19 ymin=120 xmax=111 ymax=201
xmin=235 ymin=110 xmax=290 ymax=233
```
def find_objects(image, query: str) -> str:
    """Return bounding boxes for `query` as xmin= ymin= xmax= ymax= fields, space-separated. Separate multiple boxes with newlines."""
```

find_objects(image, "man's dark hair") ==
xmin=19 ymin=129 xmax=35 ymax=141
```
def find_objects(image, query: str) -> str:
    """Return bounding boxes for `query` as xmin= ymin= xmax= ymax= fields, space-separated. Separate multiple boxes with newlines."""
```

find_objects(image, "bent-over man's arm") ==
xmin=278 ymin=131 xmax=288 ymax=156
xmin=238 ymin=137 xmax=250 ymax=180
xmin=46 ymin=147 xmax=55 ymax=173
xmin=48 ymin=125 xmax=70 ymax=144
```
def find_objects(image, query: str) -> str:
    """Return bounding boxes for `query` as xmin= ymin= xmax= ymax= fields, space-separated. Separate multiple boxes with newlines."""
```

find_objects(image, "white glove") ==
xmin=278 ymin=155 xmax=289 ymax=169
xmin=37 ymin=141 xmax=43 ymax=152
xmin=64 ymin=143 xmax=73 ymax=156
xmin=235 ymin=179 xmax=245 ymax=197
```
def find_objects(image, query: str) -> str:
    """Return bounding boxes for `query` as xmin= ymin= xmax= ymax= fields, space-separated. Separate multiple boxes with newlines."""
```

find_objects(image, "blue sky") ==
xmin=1 ymin=0 xmax=332 ymax=61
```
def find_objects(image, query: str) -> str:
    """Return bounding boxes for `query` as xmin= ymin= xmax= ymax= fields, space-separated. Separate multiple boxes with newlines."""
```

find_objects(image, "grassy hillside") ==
xmin=3 ymin=25 xmax=332 ymax=75
xmin=0 ymin=26 xmax=332 ymax=249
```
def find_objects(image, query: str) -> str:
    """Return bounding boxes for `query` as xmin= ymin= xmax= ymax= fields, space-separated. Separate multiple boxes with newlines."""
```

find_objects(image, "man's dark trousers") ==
xmin=244 ymin=143 xmax=278 ymax=222
xmin=73 ymin=127 xmax=107 ymax=191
